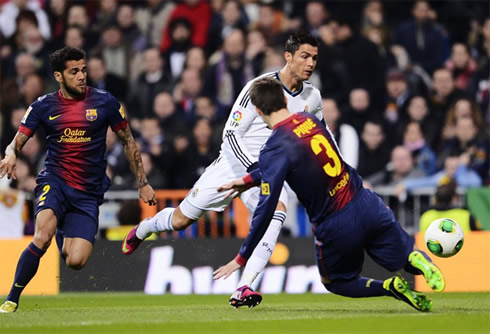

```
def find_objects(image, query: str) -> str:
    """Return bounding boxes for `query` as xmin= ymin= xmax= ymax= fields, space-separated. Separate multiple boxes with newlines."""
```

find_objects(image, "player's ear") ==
xmin=284 ymin=51 xmax=292 ymax=63
xmin=54 ymin=71 xmax=63 ymax=84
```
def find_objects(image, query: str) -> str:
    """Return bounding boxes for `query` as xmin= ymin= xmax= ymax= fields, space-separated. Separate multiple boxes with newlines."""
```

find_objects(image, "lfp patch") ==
xmin=261 ymin=182 xmax=270 ymax=195
xmin=232 ymin=110 xmax=242 ymax=122
xmin=86 ymin=109 xmax=98 ymax=121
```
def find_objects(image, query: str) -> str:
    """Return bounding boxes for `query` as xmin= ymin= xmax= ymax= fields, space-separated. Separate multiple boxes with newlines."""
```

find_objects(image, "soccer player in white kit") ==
xmin=122 ymin=32 xmax=323 ymax=307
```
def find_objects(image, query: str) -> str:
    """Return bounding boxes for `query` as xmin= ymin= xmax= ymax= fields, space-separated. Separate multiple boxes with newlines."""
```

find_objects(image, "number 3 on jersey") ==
xmin=310 ymin=134 xmax=341 ymax=177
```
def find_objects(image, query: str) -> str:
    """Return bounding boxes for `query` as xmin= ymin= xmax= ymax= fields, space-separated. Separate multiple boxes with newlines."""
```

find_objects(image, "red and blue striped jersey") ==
xmin=19 ymin=87 xmax=128 ymax=194
xmin=238 ymin=113 xmax=363 ymax=262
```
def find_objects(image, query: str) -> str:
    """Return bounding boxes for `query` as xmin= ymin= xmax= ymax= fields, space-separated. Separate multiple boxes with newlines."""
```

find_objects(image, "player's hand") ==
xmin=139 ymin=183 xmax=157 ymax=206
xmin=213 ymin=259 xmax=242 ymax=280
xmin=0 ymin=154 xmax=17 ymax=180
xmin=217 ymin=178 xmax=248 ymax=199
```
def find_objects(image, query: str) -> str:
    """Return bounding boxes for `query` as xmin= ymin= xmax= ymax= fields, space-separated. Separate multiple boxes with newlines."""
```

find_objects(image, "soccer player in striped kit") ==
xmin=122 ymin=32 xmax=323 ymax=307
xmin=216 ymin=77 xmax=446 ymax=312
xmin=0 ymin=47 xmax=156 ymax=313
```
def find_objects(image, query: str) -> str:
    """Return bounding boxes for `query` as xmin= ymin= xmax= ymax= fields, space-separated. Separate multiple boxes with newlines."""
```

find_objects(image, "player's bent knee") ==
xmin=276 ymin=200 xmax=287 ymax=212
xmin=33 ymin=232 xmax=54 ymax=250
xmin=171 ymin=208 xmax=195 ymax=231
xmin=66 ymin=256 xmax=88 ymax=270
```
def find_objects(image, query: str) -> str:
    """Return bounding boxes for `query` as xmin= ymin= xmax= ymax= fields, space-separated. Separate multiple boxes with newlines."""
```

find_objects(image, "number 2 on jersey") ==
xmin=39 ymin=185 xmax=51 ymax=201
xmin=310 ymin=134 xmax=341 ymax=177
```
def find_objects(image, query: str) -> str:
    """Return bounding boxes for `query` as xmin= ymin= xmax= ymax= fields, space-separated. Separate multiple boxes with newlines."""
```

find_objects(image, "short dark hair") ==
xmin=435 ymin=177 xmax=457 ymax=204
xmin=285 ymin=32 xmax=318 ymax=55
xmin=250 ymin=78 xmax=286 ymax=115
xmin=49 ymin=46 xmax=86 ymax=73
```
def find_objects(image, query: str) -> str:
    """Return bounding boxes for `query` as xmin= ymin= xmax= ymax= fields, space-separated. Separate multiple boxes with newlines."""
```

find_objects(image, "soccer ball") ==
xmin=424 ymin=218 xmax=464 ymax=258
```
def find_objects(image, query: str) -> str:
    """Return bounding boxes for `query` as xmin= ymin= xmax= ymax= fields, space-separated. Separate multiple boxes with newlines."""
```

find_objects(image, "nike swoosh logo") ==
xmin=122 ymin=238 xmax=129 ymax=253
xmin=14 ymin=283 xmax=24 ymax=288
xmin=49 ymin=115 xmax=61 ymax=120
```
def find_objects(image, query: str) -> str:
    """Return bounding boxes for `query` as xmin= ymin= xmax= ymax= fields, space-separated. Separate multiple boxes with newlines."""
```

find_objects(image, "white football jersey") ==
xmin=220 ymin=71 xmax=323 ymax=169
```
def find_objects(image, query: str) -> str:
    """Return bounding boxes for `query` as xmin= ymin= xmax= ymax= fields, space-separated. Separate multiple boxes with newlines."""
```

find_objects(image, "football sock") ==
xmin=136 ymin=207 xmax=175 ymax=239
xmin=7 ymin=242 xmax=46 ymax=304
xmin=404 ymin=250 xmax=432 ymax=275
xmin=237 ymin=211 xmax=286 ymax=287
xmin=324 ymin=277 xmax=391 ymax=297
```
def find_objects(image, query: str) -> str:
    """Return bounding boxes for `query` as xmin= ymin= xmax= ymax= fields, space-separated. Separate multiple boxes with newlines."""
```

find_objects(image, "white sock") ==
xmin=136 ymin=207 xmax=175 ymax=239
xmin=237 ymin=211 xmax=286 ymax=288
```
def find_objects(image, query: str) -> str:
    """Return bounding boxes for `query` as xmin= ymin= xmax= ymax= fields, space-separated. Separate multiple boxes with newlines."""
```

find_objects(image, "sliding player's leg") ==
xmin=122 ymin=157 xmax=237 ymax=255
xmin=229 ymin=186 xmax=289 ymax=308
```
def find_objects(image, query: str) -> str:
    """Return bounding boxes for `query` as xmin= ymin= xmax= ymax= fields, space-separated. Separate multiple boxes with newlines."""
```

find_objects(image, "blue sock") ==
xmin=324 ymin=277 xmax=391 ymax=297
xmin=404 ymin=250 xmax=432 ymax=275
xmin=7 ymin=242 xmax=46 ymax=304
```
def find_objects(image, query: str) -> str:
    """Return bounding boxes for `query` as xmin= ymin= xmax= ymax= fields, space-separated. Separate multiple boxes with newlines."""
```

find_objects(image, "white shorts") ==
xmin=180 ymin=155 xmax=289 ymax=220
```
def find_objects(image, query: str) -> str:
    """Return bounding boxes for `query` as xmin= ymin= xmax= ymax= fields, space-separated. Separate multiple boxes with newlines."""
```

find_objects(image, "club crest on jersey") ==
xmin=85 ymin=109 xmax=97 ymax=121
xmin=229 ymin=110 xmax=242 ymax=127
xmin=303 ymin=105 xmax=309 ymax=112
xmin=261 ymin=182 xmax=270 ymax=195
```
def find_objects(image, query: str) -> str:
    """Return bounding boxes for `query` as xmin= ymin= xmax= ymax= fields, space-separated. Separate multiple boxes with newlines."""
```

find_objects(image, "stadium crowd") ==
xmin=0 ymin=0 xmax=488 ymax=236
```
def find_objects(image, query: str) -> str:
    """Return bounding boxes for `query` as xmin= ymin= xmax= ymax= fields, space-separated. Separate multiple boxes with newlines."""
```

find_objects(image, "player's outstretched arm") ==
xmin=116 ymin=126 xmax=157 ymax=206
xmin=0 ymin=132 xmax=30 ymax=180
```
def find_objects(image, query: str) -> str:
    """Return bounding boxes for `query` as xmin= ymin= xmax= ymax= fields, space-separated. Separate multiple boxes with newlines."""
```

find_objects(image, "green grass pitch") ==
xmin=1 ymin=292 xmax=489 ymax=334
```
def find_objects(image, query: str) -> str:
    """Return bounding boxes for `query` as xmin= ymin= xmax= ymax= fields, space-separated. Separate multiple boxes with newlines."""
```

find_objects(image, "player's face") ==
xmin=59 ymin=59 xmax=87 ymax=98
xmin=287 ymin=44 xmax=318 ymax=81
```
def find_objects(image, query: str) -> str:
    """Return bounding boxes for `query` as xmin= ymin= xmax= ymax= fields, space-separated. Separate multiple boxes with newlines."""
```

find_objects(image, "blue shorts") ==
xmin=313 ymin=188 xmax=414 ymax=281
xmin=34 ymin=175 xmax=104 ymax=244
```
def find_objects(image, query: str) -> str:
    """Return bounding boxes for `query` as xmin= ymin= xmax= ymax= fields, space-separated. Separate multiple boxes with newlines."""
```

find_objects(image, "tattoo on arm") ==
xmin=5 ymin=132 xmax=30 ymax=156
xmin=116 ymin=127 xmax=149 ymax=188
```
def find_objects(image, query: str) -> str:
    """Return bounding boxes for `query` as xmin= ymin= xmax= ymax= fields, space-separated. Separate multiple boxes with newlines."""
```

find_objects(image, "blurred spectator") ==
xmin=184 ymin=46 xmax=207 ymax=74
xmin=173 ymin=68 xmax=203 ymax=124
xmin=398 ymin=151 xmax=482 ymax=194
xmin=163 ymin=18 xmax=193 ymax=80
xmin=140 ymin=152 xmax=168 ymax=189
xmin=419 ymin=177 xmax=480 ymax=233
xmin=134 ymin=0 xmax=175 ymax=48
xmin=19 ymin=72 xmax=44 ymax=106
xmin=342 ymin=88 xmax=373 ymax=135
xmin=45 ymin=0 xmax=67 ymax=49
xmin=334 ymin=16 xmax=384 ymax=106
xmin=441 ymin=97 xmax=483 ymax=142
xmin=245 ymin=29 xmax=267 ymax=76
xmin=20 ymin=26 xmax=51 ymax=78
xmin=206 ymin=0 xmax=247 ymax=56
xmin=316 ymin=23 xmax=349 ymax=103
xmin=93 ymin=0 xmax=118 ymax=32
xmin=11 ymin=156 xmax=36 ymax=192
xmin=91 ymin=25 xmax=133 ymax=80
xmin=138 ymin=117 xmax=165 ymax=160
xmin=203 ymin=28 xmax=254 ymax=117
xmin=1 ymin=106 xmax=26 ymax=154
xmin=153 ymin=91 xmax=189 ymax=142
xmin=0 ymin=179 xmax=27 ymax=238
xmin=105 ymin=128 xmax=131 ymax=189
xmin=366 ymin=145 xmax=425 ymax=188
xmin=66 ymin=5 xmax=99 ymax=52
xmin=429 ymin=68 xmax=466 ymax=126
xmin=356 ymin=120 xmax=391 ymax=179
xmin=64 ymin=25 xmax=84 ymax=50
xmin=399 ymin=95 xmax=439 ymax=149
xmin=394 ymin=1 xmax=446 ymax=75
xmin=361 ymin=1 xmax=391 ymax=40
xmin=116 ymin=4 xmax=147 ymax=53
xmin=402 ymin=121 xmax=437 ymax=176
xmin=128 ymin=47 xmax=173 ymax=119
xmin=322 ymin=98 xmax=359 ymax=168
xmin=383 ymin=69 xmax=411 ymax=127
xmin=0 ymin=0 xmax=51 ymax=40
xmin=445 ymin=43 xmax=478 ymax=92
xmin=20 ymin=133 xmax=43 ymax=173
xmin=172 ymin=118 xmax=219 ymax=188
xmin=250 ymin=2 xmax=290 ymax=48
xmin=87 ymin=55 xmax=127 ymax=103
xmin=160 ymin=0 xmax=211 ymax=53
xmin=440 ymin=117 xmax=489 ymax=183
xmin=194 ymin=95 xmax=223 ymax=145
xmin=301 ymin=1 xmax=329 ymax=39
